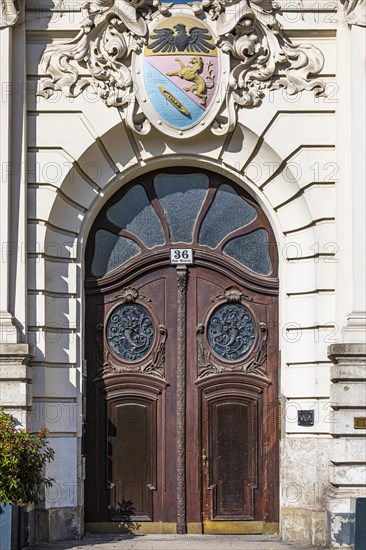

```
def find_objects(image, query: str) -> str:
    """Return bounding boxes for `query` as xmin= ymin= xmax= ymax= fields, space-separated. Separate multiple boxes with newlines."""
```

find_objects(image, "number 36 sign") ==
xmin=170 ymin=248 xmax=194 ymax=265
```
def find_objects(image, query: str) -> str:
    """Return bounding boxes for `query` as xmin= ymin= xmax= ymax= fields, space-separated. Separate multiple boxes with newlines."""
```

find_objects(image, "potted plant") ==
xmin=0 ymin=408 xmax=55 ymax=550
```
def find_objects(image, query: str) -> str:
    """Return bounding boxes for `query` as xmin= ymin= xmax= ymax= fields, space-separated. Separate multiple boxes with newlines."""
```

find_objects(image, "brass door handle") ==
xmin=202 ymin=449 xmax=208 ymax=468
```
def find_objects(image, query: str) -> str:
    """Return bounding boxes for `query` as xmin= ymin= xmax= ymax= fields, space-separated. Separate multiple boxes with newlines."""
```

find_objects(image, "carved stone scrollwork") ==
xmin=0 ymin=0 xmax=19 ymax=29
xmin=341 ymin=0 xmax=366 ymax=26
xmin=209 ymin=0 xmax=326 ymax=134
xmin=197 ymin=287 xmax=268 ymax=378
xmin=38 ymin=0 xmax=326 ymax=137
xmin=38 ymin=0 xmax=150 ymax=108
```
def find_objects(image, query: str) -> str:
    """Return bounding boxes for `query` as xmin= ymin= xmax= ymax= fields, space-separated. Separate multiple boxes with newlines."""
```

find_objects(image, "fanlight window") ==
xmin=87 ymin=171 xmax=275 ymax=278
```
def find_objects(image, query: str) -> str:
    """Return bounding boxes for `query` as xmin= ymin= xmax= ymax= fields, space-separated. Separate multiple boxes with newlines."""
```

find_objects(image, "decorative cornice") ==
xmin=341 ymin=0 xmax=366 ymax=26
xmin=38 ymin=0 xmax=325 ymax=136
xmin=0 ymin=0 xmax=19 ymax=29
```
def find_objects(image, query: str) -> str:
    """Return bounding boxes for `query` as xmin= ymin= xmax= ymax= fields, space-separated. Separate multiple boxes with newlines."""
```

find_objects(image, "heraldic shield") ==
xmin=134 ymin=13 xmax=226 ymax=139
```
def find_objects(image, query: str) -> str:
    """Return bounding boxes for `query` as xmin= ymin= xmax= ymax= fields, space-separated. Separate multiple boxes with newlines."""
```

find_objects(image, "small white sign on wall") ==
xmin=170 ymin=248 xmax=194 ymax=264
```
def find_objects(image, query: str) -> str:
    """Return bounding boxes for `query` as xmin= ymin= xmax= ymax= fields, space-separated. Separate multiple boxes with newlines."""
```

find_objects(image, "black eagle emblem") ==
xmin=147 ymin=24 xmax=215 ymax=54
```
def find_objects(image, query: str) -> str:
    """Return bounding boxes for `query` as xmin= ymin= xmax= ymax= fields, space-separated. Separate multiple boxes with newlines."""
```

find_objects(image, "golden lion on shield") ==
xmin=166 ymin=56 xmax=215 ymax=107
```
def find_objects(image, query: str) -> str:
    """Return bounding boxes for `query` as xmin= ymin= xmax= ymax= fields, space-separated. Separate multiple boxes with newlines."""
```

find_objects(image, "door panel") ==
xmin=207 ymin=399 xmax=257 ymax=520
xmin=108 ymin=400 xmax=155 ymax=520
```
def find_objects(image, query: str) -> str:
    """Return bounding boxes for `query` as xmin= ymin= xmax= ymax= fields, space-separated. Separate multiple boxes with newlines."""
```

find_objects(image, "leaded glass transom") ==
xmin=154 ymin=173 xmax=209 ymax=243
xmin=107 ymin=184 xmax=165 ymax=249
xmin=106 ymin=304 xmax=154 ymax=362
xmin=91 ymin=230 xmax=141 ymax=278
xmin=208 ymin=303 xmax=256 ymax=361
xmin=198 ymin=185 xmax=257 ymax=248
xmin=87 ymin=171 xmax=276 ymax=279
xmin=223 ymin=229 xmax=272 ymax=275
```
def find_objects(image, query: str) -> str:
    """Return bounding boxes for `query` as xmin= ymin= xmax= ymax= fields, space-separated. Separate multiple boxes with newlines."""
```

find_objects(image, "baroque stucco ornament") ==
xmin=0 ymin=0 xmax=19 ymax=28
xmin=38 ymin=0 xmax=325 ymax=137
xmin=341 ymin=0 xmax=366 ymax=26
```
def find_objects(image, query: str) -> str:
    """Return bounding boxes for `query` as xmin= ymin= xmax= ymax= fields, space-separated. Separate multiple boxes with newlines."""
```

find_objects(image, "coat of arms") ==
xmin=38 ymin=0 xmax=325 ymax=139
xmin=133 ymin=14 xmax=226 ymax=137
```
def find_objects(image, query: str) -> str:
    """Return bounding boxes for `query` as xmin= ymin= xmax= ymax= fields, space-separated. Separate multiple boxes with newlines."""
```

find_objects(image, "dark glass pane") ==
xmin=198 ymin=185 xmax=257 ymax=248
xmin=91 ymin=230 xmax=140 ymax=277
xmin=107 ymin=304 xmax=154 ymax=362
xmin=107 ymin=184 xmax=165 ymax=248
xmin=208 ymin=303 xmax=256 ymax=360
xmin=223 ymin=229 xmax=272 ymax=275
xmin=154 ymin=173 xmax=209 ymax=243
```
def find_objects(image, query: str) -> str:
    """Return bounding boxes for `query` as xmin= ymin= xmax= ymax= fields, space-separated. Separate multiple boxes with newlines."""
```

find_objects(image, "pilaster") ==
xmin=0 ymin=0 xmax=27 ymax=344
xmin=342 ymin=20 xmax=366 ymax=343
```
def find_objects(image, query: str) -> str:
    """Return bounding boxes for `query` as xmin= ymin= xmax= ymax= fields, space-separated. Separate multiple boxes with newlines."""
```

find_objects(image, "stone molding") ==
xmin=0 ymin=343 xmax=34 ymax=420
xmin=0 ymin=0 xmax=19 ymax=28
xmin=0 ymin=343 xmax=34 ymax=363
xmin=38 ymin=0 xmax=325 ymax=137
xmin=328 ymin=343 xmax=366 ymax=365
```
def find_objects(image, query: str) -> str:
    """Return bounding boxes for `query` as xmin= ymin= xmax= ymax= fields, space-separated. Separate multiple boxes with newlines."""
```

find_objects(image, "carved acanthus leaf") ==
xmin=38 ymin=0 xmax=154 ymax=106
xmin=341 ymin=0 xmax=366 ymax=26
xmin=38 ymin=0 xmax=326 ymax=135
xmin=141 ymin=325 xmax=167 ymax=379
xmin=0 ymin=0 xmax=19 ymax=29
xmin=245 ymin=322 xmax=268 ymax=376
xmin=212 ymin=286 xmax=252 ymax=304
xmin=210 ymin=0 xmax=325 ymax=133
xmin=95 ymin=322 xmax=113 ymax=377
xmin=108 ymin=286 xmax=150 ymax=304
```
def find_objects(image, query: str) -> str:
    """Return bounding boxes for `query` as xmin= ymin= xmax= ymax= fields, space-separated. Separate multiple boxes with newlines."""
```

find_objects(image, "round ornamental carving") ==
xmin=106 ymin=304 xmax=154 ymax=362
xmin=208 ymin=304 xmax=256 ymax=361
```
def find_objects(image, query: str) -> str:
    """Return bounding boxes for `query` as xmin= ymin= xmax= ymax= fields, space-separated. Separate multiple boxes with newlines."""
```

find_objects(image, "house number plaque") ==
xmin=170 ymin=249 xmax=193 ymax=265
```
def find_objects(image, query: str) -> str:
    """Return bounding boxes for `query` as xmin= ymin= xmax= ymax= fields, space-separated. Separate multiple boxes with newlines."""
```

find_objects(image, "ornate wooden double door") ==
xmin=84 ymin=170 xmax=279 ymax=533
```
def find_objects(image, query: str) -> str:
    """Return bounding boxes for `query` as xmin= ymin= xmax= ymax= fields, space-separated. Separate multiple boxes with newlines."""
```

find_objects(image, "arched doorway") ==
xmin=84 ymin=168 xmax=279 ymax=534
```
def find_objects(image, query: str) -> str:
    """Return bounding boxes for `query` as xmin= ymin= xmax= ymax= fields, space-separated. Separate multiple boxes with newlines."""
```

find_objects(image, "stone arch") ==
xmin=30 ymin=117 xmax=323 ymax=536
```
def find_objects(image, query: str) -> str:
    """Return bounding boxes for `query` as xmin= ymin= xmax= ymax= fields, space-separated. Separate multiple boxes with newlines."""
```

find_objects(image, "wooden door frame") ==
xmin=84 ymin=168 xmax=280 ymax=534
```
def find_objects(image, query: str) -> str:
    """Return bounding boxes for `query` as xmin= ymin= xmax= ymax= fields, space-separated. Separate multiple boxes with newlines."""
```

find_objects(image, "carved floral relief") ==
xmin=197 ymin=287 xmax=269 ymax=378
xmin=95 ymin=287 xmax=167 ymax=380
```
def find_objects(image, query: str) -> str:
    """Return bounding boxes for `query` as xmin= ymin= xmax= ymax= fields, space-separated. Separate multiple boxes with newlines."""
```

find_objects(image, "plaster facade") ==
xmin=0 ymin=0 xmax=365 ymax=548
